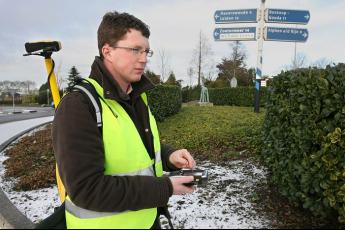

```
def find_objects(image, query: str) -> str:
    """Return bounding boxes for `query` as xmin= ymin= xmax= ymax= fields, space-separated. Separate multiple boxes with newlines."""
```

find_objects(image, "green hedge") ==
xmin=209 ymin=87 xmax=267 ymax=107
xmin=182 ymin=86 xmax=201 ymax=102
xmin=147 ymin=85 xmax=182 ymax=122
xmin=262 ymin=64 xmax=345 ymax=222
xmin=182 ymin=86 xmax=267 ymax=107
xmin=0 ymin=99 xmax=22 ymax=105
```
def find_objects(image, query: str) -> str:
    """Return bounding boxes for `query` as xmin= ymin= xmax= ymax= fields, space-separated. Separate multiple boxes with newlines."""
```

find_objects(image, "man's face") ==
xmin=103 ymin=29 xmax=150 ymax=84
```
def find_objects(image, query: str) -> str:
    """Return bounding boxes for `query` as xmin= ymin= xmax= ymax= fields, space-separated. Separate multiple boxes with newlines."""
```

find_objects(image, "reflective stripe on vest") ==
xmin=65 ymin=78 xmax=163 ymax=229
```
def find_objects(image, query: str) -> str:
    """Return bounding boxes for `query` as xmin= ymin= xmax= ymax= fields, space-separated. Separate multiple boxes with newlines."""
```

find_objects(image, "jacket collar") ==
xmin=89 ymin=56 xmax=155 ymax=101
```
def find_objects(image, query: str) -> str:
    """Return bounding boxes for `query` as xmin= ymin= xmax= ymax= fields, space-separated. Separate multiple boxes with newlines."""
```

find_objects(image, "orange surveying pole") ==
xmin=24 ymin=41 xmax=66 ymax=202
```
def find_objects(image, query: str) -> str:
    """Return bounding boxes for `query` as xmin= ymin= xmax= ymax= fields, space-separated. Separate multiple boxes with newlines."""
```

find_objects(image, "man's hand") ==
xmin=169 ymin=149 xmax=196 ymax=169
xmin=169 ymin=176 xmax=195 ymax=195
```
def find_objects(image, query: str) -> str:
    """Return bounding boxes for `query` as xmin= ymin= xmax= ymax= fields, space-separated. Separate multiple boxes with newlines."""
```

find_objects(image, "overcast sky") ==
xmin=0 ymin=0 xmax=344 ymax=87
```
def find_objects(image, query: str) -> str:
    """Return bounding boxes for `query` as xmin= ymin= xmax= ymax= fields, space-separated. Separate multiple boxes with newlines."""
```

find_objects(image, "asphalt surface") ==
xmin=0 ymin=106 xmax=54 ymax=124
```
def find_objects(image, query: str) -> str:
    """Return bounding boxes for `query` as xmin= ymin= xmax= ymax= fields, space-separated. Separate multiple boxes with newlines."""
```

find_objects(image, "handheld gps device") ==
xmin=166 ymin=169 xmax=208 ymax=187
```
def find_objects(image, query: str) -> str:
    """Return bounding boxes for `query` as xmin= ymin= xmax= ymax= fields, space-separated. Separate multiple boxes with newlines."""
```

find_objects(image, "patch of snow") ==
xmin=161 ymin=160 xmax=271 ymax=229
xmin=2 ymin=147 xmax=271 ymax=228
xmin=0 ymin=119 xmax=272 ymax=227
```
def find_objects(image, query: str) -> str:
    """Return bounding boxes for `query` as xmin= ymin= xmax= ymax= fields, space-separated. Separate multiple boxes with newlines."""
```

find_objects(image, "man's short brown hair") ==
xmin=97 ymin=11 xmax=150 ymax=58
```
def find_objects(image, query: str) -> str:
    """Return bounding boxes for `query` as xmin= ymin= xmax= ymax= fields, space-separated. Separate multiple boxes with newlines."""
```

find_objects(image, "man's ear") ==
xmin=102 ymin=44 xmax=112 ymax=61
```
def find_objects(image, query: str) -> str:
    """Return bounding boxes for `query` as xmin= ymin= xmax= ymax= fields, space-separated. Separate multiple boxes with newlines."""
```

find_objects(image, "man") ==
xmin=52 ymin=11 xmax=196 ymax=229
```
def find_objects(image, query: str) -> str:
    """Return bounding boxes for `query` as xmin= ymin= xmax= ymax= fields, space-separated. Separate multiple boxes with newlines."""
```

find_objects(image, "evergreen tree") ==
xmin=164 ymin=71 xmax=181 ymax=87
xmin=204 ymin=75 xmax=228 ymax=88
xmin=37 ymin=82 xmax=49 ymax=105
xmin=67 ymin=66 xmax=81 ymax=91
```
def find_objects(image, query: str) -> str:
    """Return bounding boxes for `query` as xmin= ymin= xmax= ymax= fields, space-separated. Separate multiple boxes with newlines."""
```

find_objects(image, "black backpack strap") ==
xmin=73 ymin=81 xmax=103 ymax=130
xmin=35 ymin=202 xmax=66 ymax=229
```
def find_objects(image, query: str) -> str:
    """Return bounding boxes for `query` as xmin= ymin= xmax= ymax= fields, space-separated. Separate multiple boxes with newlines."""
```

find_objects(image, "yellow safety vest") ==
xmin=65 ymin=78 xmax=163 ymax=229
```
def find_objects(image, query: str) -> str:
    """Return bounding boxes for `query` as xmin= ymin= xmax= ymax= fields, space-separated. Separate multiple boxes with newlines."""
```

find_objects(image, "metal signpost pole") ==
xmin=254 ymin=0 xmax=265 ymax=113
xmin=294 ymin=24 xmax=298 ymax=69
xmin=213 ymin=0 xmax=309 ymax=113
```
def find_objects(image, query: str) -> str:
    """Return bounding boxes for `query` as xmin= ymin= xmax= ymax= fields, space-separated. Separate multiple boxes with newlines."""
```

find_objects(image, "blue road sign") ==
xmin=214 ymin=27 xmax=257 ymax=41
xmin=214 ymin=9 xmax=258 ymax=24
xmin=265 ymin=8 xmax=310 ymax=24
xmin=264 ymin=27 xmax=309 ymax=42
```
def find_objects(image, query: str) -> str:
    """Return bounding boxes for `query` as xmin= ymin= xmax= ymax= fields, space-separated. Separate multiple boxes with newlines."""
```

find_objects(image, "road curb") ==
xmin=0 ymin=121 xmax=52 ymax=229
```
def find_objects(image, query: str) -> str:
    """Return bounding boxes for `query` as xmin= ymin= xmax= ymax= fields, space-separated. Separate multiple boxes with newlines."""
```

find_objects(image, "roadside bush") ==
xmin=182 ymin=86 xmax=201 ymax=102
xmin=209 ymin=87 xmax=267 ymax=107
xmin=22 ymin=94 xmax=38 ymax=104
xmin=182 ymin=86 xmax=267 ymax=107
xmin=147 ymin=85 xmax=182 ymax=122
xmin=262 ymin=64 xmax=345 ymax=222
xmin=0 ymin=99 xmax=22 ymax=105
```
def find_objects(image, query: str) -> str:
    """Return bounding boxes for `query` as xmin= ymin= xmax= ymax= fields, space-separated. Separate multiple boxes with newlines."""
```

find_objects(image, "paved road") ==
xmin=0 ymin=116 xmax=54 ymax=144
xmin=0 ymin=106 xmax=54 ymax=124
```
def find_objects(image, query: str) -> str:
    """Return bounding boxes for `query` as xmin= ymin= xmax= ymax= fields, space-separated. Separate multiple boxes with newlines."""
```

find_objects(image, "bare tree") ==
xmin=229 ymin=41 xmax=246 ymax=82
xmin=24 ymin=81 xmax=36 ymax=94
xmin=0 ymin=81 xmax=31 ymax=94
xmin=190 ymin=31 xmax=213 ymax=86
xmin=312 ymin=57 xmax=334 ymax=69
xmin=187 ymin=67 xmax=194 ymax=87
xmin=55 ymin=60 xmax=65 ymax=90
xmin=292 ymin=52 xmax=308 ymax=69
xmin=0 ymin=81 xmax=10 ymax=93
xmin=157 ymin=48 xmax=171 ymax=83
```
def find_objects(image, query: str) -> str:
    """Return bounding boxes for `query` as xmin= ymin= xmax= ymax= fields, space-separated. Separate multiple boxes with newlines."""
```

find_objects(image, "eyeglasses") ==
xmin=111 ymin=46 xmax=154 ymax=57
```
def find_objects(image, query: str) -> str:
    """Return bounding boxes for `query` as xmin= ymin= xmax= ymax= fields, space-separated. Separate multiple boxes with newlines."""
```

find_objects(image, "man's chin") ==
xmin=130 ymin=75 xmax=142 ymax=83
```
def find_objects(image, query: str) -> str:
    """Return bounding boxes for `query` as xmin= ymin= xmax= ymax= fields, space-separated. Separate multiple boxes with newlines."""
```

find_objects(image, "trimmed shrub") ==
xmin=147 ymin=85 xmax=182 ymax=122
xmin=182 ymin=86 xmax=267 ymax=107
xmin=262 ymin=64 xmax=345 ymax=222
xmin=182 ymin=86 xmax=201 ymax=103
xmin=22 ymin=94 xmax=38 ymax=104
xmin=209 ymin=87 xmax=267 ymax=107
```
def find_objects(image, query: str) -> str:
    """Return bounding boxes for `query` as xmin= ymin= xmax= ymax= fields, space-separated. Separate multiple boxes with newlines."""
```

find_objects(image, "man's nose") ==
xmin=138 ymin=51 xmax=148 ymax=63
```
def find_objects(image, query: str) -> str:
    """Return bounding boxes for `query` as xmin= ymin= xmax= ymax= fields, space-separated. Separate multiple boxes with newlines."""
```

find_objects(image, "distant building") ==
xmin=0 ymin=91 xmax=22 ymax=104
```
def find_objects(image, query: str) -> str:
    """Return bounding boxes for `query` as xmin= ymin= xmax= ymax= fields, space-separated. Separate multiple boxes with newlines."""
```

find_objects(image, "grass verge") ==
xmin=159 ymin=106 xmax=264 ymax=163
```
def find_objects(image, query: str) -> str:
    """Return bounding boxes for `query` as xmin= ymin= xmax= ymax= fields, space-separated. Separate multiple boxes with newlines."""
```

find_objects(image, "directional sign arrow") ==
xmin=214 ymin=27 xmax=257 ymax=41
xmin=264 ymin=26 xmax=309 ymax=42
xmin=265 ymin=8 xmax=310 ymax=24
xmin=214 ymin=9 xmax=258 ymax=24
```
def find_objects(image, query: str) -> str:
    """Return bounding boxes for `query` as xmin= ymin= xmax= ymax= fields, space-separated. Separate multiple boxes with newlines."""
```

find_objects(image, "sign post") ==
xmin=254 ymin=0 xmax=265 ymax=113
xmin=214 ymin=9 xmax=258 ymax=24
xmin=213 ymin=27 xmax=257 ymax=41
xmin=213 ymin=1 xmax=310 ymax=113
xmin=264 ymin=27 xmax=308 ymax=42
xmin=265 ymin=9 xmax=310 ymax=24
